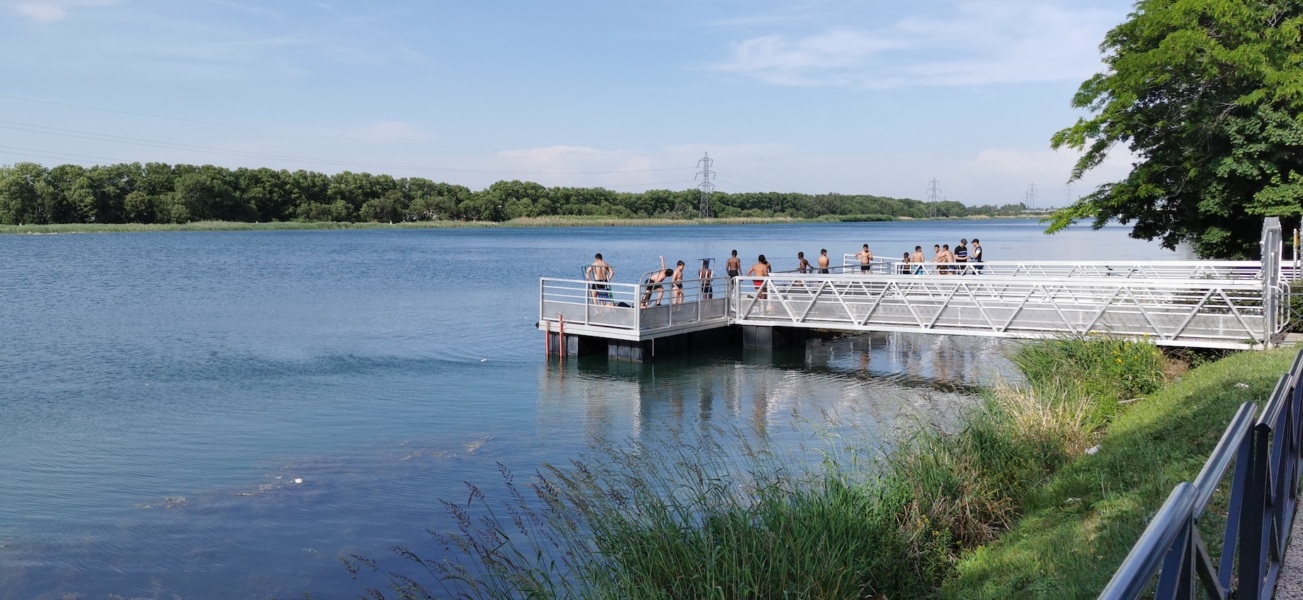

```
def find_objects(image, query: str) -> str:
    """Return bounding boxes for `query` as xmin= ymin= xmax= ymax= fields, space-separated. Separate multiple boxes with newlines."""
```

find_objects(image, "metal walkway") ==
xmin=730 ymin=273 xmax=1284 ymax=349
xmin=539 ymin=220 xmax=1289 ymax=351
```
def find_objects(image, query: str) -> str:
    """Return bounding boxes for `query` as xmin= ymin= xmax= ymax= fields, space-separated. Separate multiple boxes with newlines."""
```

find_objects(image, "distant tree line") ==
xmin=0 ymin=162 xmax=1027 ymax=225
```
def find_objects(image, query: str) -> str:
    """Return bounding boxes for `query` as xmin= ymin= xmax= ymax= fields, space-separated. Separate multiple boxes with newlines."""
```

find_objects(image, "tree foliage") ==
xmin=1050 ymin=0 xmax=1303 ymax=258
xmin=0 ymin=161 xmax=1027 ymax=226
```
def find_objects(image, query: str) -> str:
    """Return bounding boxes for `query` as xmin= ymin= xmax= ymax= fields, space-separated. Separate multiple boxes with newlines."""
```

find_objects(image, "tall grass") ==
xmin=347 ymin=338 xmax=1172 ymax=599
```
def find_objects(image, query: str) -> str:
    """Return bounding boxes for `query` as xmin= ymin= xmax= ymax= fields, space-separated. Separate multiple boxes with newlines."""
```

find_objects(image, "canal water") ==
xmin=0 ymin=220 xmax=1187 ymax=598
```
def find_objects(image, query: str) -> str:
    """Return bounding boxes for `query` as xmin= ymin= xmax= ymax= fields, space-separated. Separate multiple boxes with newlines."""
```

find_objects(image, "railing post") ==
xmin=1241 ymin=423 xmax=1271 ymax=600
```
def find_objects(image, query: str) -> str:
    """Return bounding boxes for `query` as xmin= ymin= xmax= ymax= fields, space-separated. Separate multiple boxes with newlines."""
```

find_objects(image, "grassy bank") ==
xmin=348 ymin=337 xmax=1283 ymax=599
xmin=943 ymin=345 xmax=1295 ymax=598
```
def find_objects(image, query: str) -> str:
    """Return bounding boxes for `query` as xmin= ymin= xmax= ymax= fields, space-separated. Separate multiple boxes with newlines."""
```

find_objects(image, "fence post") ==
xmin=1241 ymin=423 xmax=1272 ymax=600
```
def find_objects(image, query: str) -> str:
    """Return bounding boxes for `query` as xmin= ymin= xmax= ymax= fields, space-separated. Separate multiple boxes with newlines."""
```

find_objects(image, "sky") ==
xmin=0 ymin=0 xmax=1140 ymax=207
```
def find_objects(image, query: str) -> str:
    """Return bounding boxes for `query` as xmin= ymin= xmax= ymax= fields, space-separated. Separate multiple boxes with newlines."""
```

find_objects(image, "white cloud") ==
xmin=714 ymin=1 xmax=1124 ymax=88
xmin=9 ymin=0 xmax=117 ymax=23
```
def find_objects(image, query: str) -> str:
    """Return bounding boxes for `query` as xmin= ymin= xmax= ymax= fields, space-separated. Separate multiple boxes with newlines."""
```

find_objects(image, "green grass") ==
xmin=942 ymin=345 xmax=1297 ymax=598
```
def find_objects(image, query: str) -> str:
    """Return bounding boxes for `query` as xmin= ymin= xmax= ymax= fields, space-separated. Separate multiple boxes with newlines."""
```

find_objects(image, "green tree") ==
xmin=1050 ymin=0 xmax=1303 ymax=258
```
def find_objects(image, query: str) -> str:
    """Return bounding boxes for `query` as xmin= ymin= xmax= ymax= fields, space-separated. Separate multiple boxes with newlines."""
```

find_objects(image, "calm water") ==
xmin=0 ymin=220 xmax=1187 ymax=599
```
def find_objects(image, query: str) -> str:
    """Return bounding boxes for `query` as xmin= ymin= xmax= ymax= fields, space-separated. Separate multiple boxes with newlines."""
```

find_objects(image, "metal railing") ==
xmin=729 ymin=273 xmax=1283 ymax=349
xmin=1100 ymin=347 xmax=1303 ymax=599
xmin=539 ymin=273 xmax=732 ymax=334
xmin=847 ymin=257 xmax=1265 ymax=279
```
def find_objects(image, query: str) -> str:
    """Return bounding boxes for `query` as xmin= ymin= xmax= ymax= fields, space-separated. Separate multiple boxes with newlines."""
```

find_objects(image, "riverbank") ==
xmin=0 ymin=214 xmax=1032 ymax=235
xmin=352 ymin=338 xmax=1282 ymax=598
xmin=942 ymin=345 xmax=1296 ymax=597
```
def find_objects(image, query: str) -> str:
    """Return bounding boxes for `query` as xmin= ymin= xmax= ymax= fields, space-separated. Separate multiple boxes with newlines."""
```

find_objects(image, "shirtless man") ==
xmin=900 ymin=252 xmax=912 ymax=274
xmin=640 ymin=256 xmax=673 ymax=307
xmin=818 ymin=249 xmax=830 ymax=274
xmin=585 ymin=253 xmax=614 ymax=304
xmin=672 ymin=260 xmax=686 ymax=305
xmin=797 ymin=251 xmax=811 ymax=273
xmin=911 ymin=246 xmax=925 ymax=274
xmin=726 ymin=250 xmax=741 ymax=278
xmin=856 ymin=244 xmax=874 ymax=274
xmin=746 ymin=254 xmax=771 ymax=299
xmin=699 ymin=259 xmax=714 ymax=299
xmin=725 ymin=249 xmax=742 ymax=293
xmin=938 ymin=244 xmax=955 ymax=274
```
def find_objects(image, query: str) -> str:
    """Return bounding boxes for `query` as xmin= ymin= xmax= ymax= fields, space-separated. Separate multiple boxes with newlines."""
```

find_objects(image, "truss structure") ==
xmin=729 ymin=274 xmax=1286 ymax=349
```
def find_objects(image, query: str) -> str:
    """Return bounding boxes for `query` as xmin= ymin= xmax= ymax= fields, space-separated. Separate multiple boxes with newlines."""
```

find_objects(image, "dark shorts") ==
xmin=819 ymin=268 xmax=829 ymax=274
xmin=860 ymin=265 xmax=871 ymax=272
xmin=727 ymin=269 xmax=739 ymax=278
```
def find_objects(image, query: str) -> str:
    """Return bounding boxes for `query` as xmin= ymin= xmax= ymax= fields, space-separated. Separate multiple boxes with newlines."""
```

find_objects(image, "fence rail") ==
xmin=1099 ymin=347 xmax=1303 ymax=600
xmin=729 ymin=274 xmax=1283 ymax=348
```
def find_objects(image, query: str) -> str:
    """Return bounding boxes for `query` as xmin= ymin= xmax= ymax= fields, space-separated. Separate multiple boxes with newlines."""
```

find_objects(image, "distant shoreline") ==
xmin=0 ymin=214 xmax=1036 ymax=235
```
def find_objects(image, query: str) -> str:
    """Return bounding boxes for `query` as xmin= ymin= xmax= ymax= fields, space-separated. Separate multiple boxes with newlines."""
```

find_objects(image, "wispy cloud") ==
xmin=8 ymin=0 xmax=117 ymax=23
xmin=713 ymin=1 xmax=1122 ymax=88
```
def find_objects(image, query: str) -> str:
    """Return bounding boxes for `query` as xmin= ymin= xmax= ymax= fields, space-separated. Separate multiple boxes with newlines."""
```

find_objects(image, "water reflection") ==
xmin=536 ymin=331 xmax=1020 ymax=447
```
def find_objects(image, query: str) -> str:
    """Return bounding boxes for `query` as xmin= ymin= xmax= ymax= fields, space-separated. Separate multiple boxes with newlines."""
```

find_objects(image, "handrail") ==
xmin=1100 ymin=344 xmax=1303 ymax=600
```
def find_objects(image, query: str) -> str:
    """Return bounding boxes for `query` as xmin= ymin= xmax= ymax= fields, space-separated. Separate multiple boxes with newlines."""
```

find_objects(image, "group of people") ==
xmin=898 ymin=238 xmax=984 ymax=274
xmin=584 ymin=238 xmax=988 ymax=308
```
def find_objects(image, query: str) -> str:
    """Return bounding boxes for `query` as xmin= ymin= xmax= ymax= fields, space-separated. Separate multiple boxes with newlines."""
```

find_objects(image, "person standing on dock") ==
xmin=856 ymin=244 xmax=874 ymax=274
xmin=726 ymin=249 xmax=742 ymax=293
xmin=939 ymin=244 xmax=955 ymax=274
xmin=797 ymin=252 xmax=811 ymax=273
xmin=672 ymin=260 xmax=686 ymax=305
xmin=747 ymin=255 xmax=771 ymax=299
xmin=971 ymin=239 xmax=984 ymax=273
xmin=954 ymin=239 xmax=969 ymax=274
xmin=641 ymin=256 xmax=672 ymax=307
xmin=586 ymin=253 xmax=614 ymax=305
xmin=818 ymin=249 xmax=830 ymax=274
xmin=699 ymin=259 xmax=714 ymax=299
xmin=900 ymin=252 xmax=912 ymax=274
xmin=911 ymin=246 xmax=925 ymax=274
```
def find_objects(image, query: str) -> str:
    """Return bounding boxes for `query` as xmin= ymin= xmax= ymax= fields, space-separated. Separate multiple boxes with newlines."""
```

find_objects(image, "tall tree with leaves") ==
xmin=1050 ymin=0 xmax=1303 ymax=258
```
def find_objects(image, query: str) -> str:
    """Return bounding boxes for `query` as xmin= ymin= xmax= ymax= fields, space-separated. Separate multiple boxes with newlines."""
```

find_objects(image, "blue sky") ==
xmin=0 ymin=0 xmax=1137 ymax=206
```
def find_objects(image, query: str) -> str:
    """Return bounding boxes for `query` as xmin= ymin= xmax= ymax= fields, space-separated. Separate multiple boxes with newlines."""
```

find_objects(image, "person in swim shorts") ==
xmin=699 ymin=259 xmax=713 ymax=299
xmin=746 ymin=254 xmax=771 ymax=299
xmin=672 ymin=260 xmax=686 ymax=304
xmin=856 ymin=244 xmax=873 ymax=273
xmin=586 ymin=252 xmax=614 ymax=304
xmin=640 ymin=256 xmax=672 ymax=307
xmin=818 ymin=249 xmax=830 ymax=274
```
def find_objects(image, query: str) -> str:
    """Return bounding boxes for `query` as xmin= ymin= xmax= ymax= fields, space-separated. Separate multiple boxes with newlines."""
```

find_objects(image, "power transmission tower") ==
xmin=696 ymin=152 xmax=715 ymax=219
xmin=1025 ymin=183 xmax=1038 ymax=211
xmin=927 ymin=178 xmax=941 ymax=217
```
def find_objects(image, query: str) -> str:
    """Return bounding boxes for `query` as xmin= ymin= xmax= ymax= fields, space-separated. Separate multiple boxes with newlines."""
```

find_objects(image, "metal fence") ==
xmin=539 ymin=273 xmax=732 ymax=334
xmin=729 ymin=274 xmax=1283 ymax=349
xmin=1099 ymin=347 xmax=1303 ymax=600
xmin=846 ymin=257 xmax=1264 ymax=279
